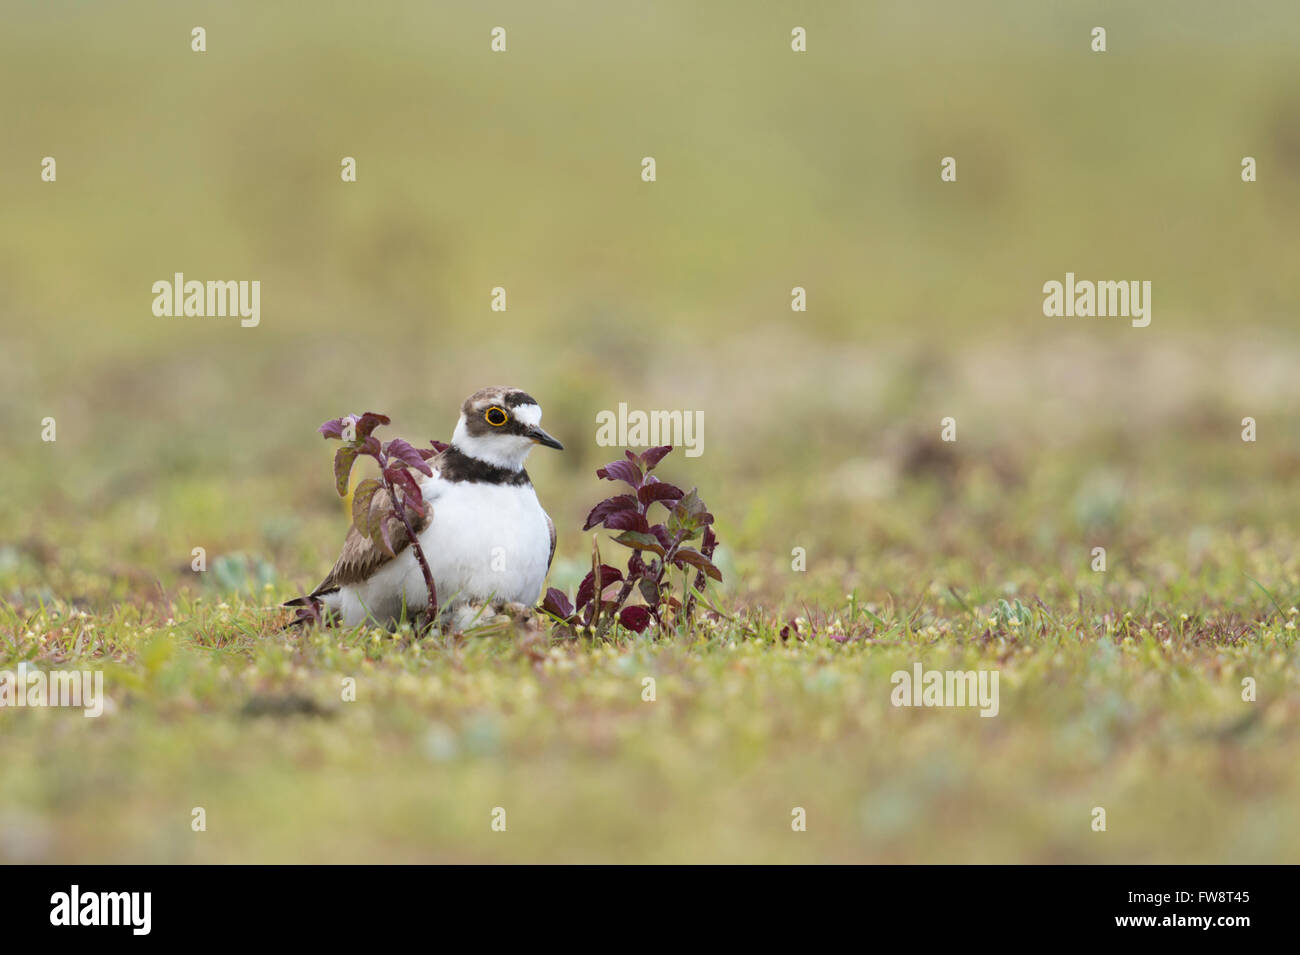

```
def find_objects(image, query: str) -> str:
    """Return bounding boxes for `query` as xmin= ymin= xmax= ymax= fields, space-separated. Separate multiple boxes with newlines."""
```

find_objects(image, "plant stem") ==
xmin=598 ymin=575 xmax=639 ymax=639
xmin=380 ymin=470 xmax=438 ymax=629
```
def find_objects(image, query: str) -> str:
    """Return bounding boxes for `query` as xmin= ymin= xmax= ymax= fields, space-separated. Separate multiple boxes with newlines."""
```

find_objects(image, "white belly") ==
xmin=327 ymin=475 xmax=552 ymax=626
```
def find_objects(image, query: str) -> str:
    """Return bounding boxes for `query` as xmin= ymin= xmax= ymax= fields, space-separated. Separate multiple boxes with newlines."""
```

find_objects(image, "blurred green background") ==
xmin=3 ymin=0 xmax=1300 ymax=590
xmin=2 ymin=1 xmax=1299 ymax=863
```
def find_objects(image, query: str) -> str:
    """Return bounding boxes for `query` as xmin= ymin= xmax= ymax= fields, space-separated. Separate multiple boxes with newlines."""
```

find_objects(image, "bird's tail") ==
xmin=282 ymin=594 xmax=325 ymax=629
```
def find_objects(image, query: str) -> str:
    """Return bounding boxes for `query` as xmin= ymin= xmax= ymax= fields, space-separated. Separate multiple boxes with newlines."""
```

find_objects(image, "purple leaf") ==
xmin=650 ymin=525 xmax=673 ymax=550
xmin=596 ymin=459 xmax=642 ymax=489
xmin=627 ymin=551 xmax=648 ymax=578
xmin=639 ymin=576 xmax=661 ymax=606
xmin=641 ymin=446 xmax=673 ymax=471
xmin=354 ymin=412 xmax=391 ymax=440
xmin=333 ymin=447 xmax=358 ymax=497
xmin=612 ymin=530 xmax=665 ymax=557
xmin=542 ymin=587 xmax=574 ymax=620
xmin=673 ymin=547 xmax=723 ymax=581
xmin=351 ymin=478 xmax=382 ymax=533
xmin=618 ymin=606 xmax=652 ymax=633
xmin=638 ymin=481 xmax=684 ymax=506
xmin=375 ymin=510 xmax=397 ymax=557
xmin=576 ymin=565 xmax=625 ymax=611
xmin=420 ymin=440 xmax=450 ymax=459
xmin=319 ymin=416 xmax=351 ymax=440
xmin=603 ymin=510 xmax=650 ymax=533
xmin=385 ymin=467 xmax=426 ymax=515
xmin=582 ymin=494 xmax=638 ymax=531
xmin=385 ymin=438 xmax=435 ymax=476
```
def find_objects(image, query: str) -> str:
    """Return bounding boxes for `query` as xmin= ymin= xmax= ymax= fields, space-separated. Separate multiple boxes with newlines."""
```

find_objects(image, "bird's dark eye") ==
xmin=485 ymin=406 xmax=508 ymax=427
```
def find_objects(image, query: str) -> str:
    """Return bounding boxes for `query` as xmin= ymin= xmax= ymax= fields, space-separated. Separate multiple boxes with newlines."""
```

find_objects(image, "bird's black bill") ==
xmin=527 ymin=426 xmax=564 ymax=450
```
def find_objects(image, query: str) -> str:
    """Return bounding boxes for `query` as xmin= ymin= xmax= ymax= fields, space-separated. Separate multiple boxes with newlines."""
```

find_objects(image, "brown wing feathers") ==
xmin=309 ymin=495 xmax=431 ymax=597
xmin=546 ymin=512 xmax=556 ymax=572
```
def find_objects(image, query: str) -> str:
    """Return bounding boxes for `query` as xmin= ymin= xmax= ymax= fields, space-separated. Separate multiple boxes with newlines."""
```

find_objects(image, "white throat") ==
xmin=450 ymin=409 xmax=540 ymax=471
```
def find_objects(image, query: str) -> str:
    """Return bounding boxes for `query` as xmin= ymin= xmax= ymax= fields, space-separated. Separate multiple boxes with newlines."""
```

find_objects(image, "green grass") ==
xmin=2 ymin=533 xmax=1298 ymax=862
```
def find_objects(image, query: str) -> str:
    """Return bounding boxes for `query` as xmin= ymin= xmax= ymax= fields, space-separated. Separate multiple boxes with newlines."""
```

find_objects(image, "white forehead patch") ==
xmin=512 ymin=403 xmax=542 ymax=426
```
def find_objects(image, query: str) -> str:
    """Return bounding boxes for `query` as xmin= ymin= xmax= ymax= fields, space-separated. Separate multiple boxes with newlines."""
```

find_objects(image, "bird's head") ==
xmin=451 ymin=386 xmax=564 ymax=471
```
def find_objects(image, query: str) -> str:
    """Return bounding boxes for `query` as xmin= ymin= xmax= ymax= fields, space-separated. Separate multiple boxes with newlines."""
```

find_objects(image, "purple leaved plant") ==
xmin=542 ymin=445 xmax=721 ymax=638
xmin=318 ymin=412 xmax=448 ymax=628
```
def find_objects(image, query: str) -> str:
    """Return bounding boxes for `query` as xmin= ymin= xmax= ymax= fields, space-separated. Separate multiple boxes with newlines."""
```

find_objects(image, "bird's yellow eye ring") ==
xmin=485 ymin=406 xmax=508 ymax=427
